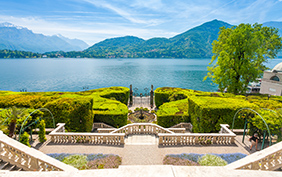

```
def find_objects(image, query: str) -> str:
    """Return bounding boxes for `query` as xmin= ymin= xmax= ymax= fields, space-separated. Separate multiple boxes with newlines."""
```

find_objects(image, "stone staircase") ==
xmin=0 ymin=159 xmax=23 ymax=171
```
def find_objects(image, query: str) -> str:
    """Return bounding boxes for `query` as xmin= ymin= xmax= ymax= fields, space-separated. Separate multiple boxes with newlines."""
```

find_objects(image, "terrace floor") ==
xmin=39 ymin=135 xmax=255 ymax=165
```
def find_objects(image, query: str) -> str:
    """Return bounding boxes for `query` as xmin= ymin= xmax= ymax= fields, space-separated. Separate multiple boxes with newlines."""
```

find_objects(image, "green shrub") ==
xmin=0 ymin=87 xmax=129 ymax=131
xmin=189 ymin=96 xmax=256 ymax=133
xmin=157 ymin=99 xmax=189 ymax=128
xmin=198 ymin=154 xmax=227 ymax=166
xmin=20 ymin=132 xmax=31 ymax=147
xmin=38 ymin=120 xmax=47 ymax=143
xmin=44 ymin=97 xmax=93 ymax=132
xmin=62 ymin=155 xmax=88 ymax=170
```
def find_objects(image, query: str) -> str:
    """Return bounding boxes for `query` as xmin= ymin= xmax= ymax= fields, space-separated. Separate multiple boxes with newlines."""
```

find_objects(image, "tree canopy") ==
xmin=205 ymin=23 xmax=282 ymax=94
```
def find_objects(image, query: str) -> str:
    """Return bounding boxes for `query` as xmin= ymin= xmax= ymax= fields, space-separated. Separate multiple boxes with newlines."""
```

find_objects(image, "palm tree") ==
xmin=6 ymin=106 xmax=27 ymax=138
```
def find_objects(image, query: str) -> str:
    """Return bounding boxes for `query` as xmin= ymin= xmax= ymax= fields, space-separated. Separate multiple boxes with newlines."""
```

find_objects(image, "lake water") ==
xmin=0 ymin=58 xmax=281 ymax=94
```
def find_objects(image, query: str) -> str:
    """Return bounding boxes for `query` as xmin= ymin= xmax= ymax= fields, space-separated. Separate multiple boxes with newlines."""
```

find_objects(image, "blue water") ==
xmin=0 ymin=58 xmax=281 ymax=94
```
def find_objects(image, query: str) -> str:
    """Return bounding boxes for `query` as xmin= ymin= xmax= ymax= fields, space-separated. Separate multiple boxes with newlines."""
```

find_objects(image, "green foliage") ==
xmin=0 ymin=49 xmax=41 ymax=58
xmin=62 ymin=155 xmax=88 ymax=170
xmin=189 ymin=96 xmax=256 ymax=133
xmin=198 ymin=154 xmax=227 ymax=166
xmin=206 ymin=23 xmax=282 ymax=94
xmin=0 ymin=87 xmax=129 ymax=131
xmin=38 ymin=120 xmax=47 ymax=143
xmin=157 ymin=99 xmax=189 ymax=128
xmin=134 ymin=107 xmax=149 ymax=112
xmin=44 ymin=97 xmax=93 ymax=132
xmin=94 ymin=113 xmax=127 ymax=128
xmin=20 ymin=132 xmax=31 ymax=147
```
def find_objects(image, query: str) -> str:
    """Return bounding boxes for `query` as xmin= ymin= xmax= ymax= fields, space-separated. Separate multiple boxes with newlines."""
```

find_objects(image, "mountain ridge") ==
xmin=84 ymin=19 xmax=233 ymax=58
xmin=0 ymin=22 xmax=89 ymax=53
xmin=0 ymin=19 xmax=281 ymax=58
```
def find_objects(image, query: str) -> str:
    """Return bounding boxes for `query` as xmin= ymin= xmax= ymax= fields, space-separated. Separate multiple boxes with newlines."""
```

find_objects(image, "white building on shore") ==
xmin=260 ymin=62 xmax=282 ymax=96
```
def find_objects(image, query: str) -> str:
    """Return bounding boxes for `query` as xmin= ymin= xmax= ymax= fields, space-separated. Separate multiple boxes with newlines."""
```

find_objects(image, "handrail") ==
xmin=0 ymin=131 xmax=77 ymax=172
xmin=159 ymin=124 xmax=236 ymax=146
xmin=49 ymin=124 xmax=124 ymax=146
xmin=110 ymin=123 xmax=175 ymax=135
xmin=226 ymin=141 xmax=282 ymax=171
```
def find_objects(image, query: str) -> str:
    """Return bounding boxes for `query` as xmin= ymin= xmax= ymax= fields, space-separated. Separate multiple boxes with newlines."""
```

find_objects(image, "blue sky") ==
xmin=0 ymin=0 xmax=282 ymax=45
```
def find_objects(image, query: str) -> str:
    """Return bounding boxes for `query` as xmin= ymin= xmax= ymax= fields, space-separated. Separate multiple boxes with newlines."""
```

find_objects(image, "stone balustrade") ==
xmin=110 ymin=123 xmax=175 ymax=136
xmin=170 ymin=122 xmax=193 ymax=132
xmin=226 ymin=141 xmax=282 ymax=171
xmin=168 ymin=128 xmax=186 ymax=133
xmin=49 ymin=123 xmax=124 ymax=146
xmin=92 ymin=122 xmax=114 ymax=129
xmin=97 ymin=128 xmax=117 ymax=133
xmin=50 ymin=133 xmax=125 ymax=145
xmin=159 ymin=124 xmax=236 ymax=146
xmin=0 ymin=131 xmax=77 ymax=172
xmin=49 ymin=123 xmax=236 ymax=147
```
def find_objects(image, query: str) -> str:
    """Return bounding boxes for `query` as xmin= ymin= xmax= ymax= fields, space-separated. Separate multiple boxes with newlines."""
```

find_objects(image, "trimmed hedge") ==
xmin=155 ymin=87 xmax=261 ymax=132
xmin=189 ymin=96 xmax=256 ymax=133
xmin=157 ymin=99 xmax=189 ymax=128
xmin=0 ymin=87 xmax=129 ymax=131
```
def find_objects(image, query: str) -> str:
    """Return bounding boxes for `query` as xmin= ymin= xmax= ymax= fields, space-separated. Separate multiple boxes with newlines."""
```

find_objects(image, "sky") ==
xmin=0 ymin=0 xmax=282 ymax=46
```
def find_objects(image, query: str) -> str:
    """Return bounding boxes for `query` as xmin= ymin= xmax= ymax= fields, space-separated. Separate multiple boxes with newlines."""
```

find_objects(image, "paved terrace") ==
xmin=39 ymin=135 xmax=252 ymax=165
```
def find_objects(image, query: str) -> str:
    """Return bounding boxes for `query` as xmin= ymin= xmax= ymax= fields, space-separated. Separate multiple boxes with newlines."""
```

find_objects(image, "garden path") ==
xmin=39 ymin=135 xmax=251 ymax=165
xmin=128 ymin=96 xmax=154 ymax=111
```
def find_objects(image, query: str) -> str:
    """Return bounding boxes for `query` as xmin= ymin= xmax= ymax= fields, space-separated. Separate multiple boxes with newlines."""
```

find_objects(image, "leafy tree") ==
xmin=205 ymin=23 xmax=282 ymax=94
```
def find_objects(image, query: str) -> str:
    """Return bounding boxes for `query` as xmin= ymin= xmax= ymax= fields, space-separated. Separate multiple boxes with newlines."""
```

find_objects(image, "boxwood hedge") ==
xmin=155 ymin=87 xmax=280 ymax=133
xmin=0 ymin=87 xmax=129 ymax=131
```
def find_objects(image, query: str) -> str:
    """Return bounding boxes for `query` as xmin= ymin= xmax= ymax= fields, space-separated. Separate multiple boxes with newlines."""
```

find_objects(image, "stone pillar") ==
xmin=150 ymin=85 xmax=154 ymax=108
xmin=129 ymin=84 xmax=133 ymax=106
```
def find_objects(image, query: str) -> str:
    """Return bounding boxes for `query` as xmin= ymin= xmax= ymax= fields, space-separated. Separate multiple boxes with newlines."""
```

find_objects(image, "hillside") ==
xmin=84 ymin=19 xmax=232 ymax=58
xmin=0 ymin=22 xmax=88 ymax=53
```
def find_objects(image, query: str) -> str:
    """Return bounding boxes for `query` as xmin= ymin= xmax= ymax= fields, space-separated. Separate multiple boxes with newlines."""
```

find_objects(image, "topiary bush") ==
xmin=198 ymin=154 xmax=227 ymax=166
xmin=0 ymin=87 xmax=129 ymax=131
xmin=20 ymin=132 xmax=31 ymax=147
xmin=188 ymin=96 xmax=256 ymax=133
xmin=38 ymin=119 xmax=47 ymax=143
xmin=157 ymin=99 xmax=189 ymax=128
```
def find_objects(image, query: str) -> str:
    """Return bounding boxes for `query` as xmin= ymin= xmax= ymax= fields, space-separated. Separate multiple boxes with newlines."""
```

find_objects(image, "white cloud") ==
xmin=82 ymin=0 xmax=163 ymax=26
xmin=0 ymin=15 xmax=176 ymax=45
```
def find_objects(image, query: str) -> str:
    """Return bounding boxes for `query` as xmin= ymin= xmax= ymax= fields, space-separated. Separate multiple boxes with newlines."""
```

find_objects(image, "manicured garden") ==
xmin=0 ymin=87 xmax=129 ymax=134
xmin=163 ymin=153 xmax=247 ymax=166
xmin=47 ymin=153 xmax=122 ymax=169
xmin=155 ymin=87 xmax=282 ymax=138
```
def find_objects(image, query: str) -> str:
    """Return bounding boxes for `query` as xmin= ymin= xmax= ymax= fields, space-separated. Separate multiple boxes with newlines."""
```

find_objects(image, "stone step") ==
xmin=0 ymin=159 xmax=23 ymax=171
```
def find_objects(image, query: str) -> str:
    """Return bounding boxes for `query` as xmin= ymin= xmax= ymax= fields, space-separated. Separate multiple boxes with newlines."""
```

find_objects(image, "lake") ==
xmin=0 ymin=58 xmax=281 ymax=94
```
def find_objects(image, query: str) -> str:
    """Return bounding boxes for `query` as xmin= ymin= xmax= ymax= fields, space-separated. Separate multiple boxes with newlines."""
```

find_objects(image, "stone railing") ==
xmin=0 ymin=131 xmax=77 ymax=172
xmin=170 ymin=122 xmax=193 ymax=132
xmin=110 ymin=123 xmax=175 ymax=136
xmin=97 ymin=128 xmax=117 ymax=133
xmin=159 ymin=124 xmax=236 ymax=146
xmin=92 ymin=122 xmax=115 ymax=129
xmin=49 ymin=124 xmax=124 ymax=146
xmin=168 ymin=128 xmax=186 ymax=133
xmin=226 ymin=141 xmax=282 ymax=171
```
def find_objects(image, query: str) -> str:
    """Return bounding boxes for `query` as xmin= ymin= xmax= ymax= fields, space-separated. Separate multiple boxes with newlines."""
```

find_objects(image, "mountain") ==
xmin=0 ymin=22 xmax=88 ymax=53
xmin=84 ymin=19 xmax=232 ymax=58
xmin=54 ymin=34 xmax=89 ymax=50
